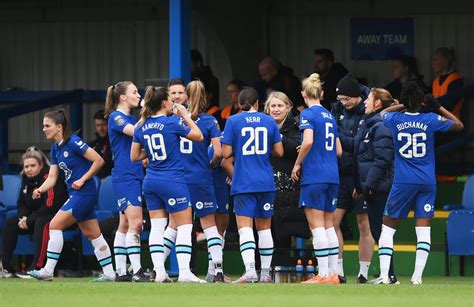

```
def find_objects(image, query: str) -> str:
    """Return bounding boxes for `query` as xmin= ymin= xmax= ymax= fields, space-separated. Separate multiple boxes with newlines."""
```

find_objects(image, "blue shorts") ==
xmin=233 ymin=192 xmax=276 ymax=218
xmin=187 ymin=184 xmax=218 ymax=218
xmin=61 ymin=191 xmax=97 ymax=222
xmin=143 ymin=179 xmax=191 ymax=213
xmin=214 ymin=184 xmax=230 ymax=215
xmin=299 ymin=183 xmax=339 ymax=212
xmin=113 ymin=179 xmax=143 ymax=212
xmin=385 ymin=183 xmax=436 ymax=219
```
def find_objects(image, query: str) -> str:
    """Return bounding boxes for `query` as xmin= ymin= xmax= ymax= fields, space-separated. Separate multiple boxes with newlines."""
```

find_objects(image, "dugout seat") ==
xmin=445 ymin=174 xmax=474 ymax=276
xmin=0 ymin=175 xmax=22 ymax=250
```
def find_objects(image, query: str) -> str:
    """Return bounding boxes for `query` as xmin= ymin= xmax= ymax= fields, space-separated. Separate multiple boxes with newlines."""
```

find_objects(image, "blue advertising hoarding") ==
xmin=351 ymin=18 xmax=414 ymax=60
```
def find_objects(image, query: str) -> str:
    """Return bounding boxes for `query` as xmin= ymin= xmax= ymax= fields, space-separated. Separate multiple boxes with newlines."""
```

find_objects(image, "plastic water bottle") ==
xmin=295 ymin=259 xmax=304 ymax=282
xmin=305 ymin=259 xmax=315 ymax=280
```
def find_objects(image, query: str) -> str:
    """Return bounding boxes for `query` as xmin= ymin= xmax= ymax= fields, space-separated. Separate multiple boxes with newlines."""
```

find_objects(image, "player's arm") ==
xmin=176 ymin=104 xmax=204 ymax=141
xmin=33 ymin=165 xmax=59 ymax=198
xmin=71 ymin=148 xmax=104 ymax=190
xmin=291 ymin=128 xmax=313 ymax=182
xmin=221 ymin=156 xmax=234 ymax=178
xmin=130 ymin=142 xmax=147 ymax=162
xmin=122 ymin=124 xmax=135 ymax=137
xmin=209 ymin=137 xmax=222 ymax=168
xmin=336 ymin=137 xmax=342 ymax=157
xmin=438 ymin=107 xmax=464 ymax=131
xmin=272 ymin=141 xmax=284 ymax=158
xmin=222 ymin=144 xmax=233 ymax=159
xmin=380 ymin=104 xmax=405 ymax=117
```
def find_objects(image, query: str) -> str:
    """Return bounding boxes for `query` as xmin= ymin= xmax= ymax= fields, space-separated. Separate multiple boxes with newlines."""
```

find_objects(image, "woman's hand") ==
xmin=18 ymin=216 xmax=28 ymax=230
xmin=174 ymin=103 xmax=189 ymax=118
xmin=291 ymin=163 xmax=301 ymax=182
xmin=72 ymin=179 xmax=85 ymax=190
xmin=32 ymin=188 xmax=42 ymax=199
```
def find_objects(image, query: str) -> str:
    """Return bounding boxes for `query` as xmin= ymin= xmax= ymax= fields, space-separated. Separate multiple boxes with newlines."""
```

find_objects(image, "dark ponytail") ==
xmin=238 ymin=87 xmax=259 ymax=111
xmin=400 ymin=81 xmax=424 ymax=112
xmin=44 ymin=108 xmax=73 ymax=142
xmin=104 ymin=81 xmax=133 ymax=117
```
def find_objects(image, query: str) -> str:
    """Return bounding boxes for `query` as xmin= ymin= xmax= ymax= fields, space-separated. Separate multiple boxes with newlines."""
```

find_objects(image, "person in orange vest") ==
xmin=431 ymin=47 xmax=464 ymax=119
xmin=208 ymin=79 xmax=246 ymax=130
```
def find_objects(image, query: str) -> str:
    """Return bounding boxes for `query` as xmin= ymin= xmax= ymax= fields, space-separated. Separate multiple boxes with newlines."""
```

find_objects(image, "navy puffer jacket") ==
xmin=354 ymin=112 xmax=394 ymax=193
xmin=332 ymin=85 xmax=370 ymax=175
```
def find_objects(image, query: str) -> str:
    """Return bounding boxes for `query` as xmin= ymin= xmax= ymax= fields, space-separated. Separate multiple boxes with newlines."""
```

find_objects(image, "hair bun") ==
xmin=309 ymin=73 xmax=320 ymax=84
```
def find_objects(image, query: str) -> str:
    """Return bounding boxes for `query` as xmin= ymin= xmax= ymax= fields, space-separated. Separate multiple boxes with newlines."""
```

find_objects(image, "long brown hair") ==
xmin=139 ymin=86 xmax=169 ymax=124
xmin=186 ymin=80 xmax=208 ymax=119
xmin=370 ymin=87 xmax=398 ymax=110
xmin=104 ymin=81 xmax=133 ymax=117
xmin=44 ymin=108 xmax=73 ymax=143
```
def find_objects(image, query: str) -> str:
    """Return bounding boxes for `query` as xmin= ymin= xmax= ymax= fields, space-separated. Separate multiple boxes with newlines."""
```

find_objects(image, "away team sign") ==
xmin=351 ymin=18 xmax=414 ymax=60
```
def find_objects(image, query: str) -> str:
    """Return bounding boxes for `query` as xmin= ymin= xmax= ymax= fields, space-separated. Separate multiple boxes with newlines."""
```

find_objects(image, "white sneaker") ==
xmin=29 ymin=268 xmax=53 ymax=281
xmin=0 ymin=269 xmax=13 ymax=278
xmin=232 ymin=271 xmax=259 ymax=283
xmin=155 ymin=271 xmax=173 ymax=283
xmin=411 ymin=277 xmax=422 ymax=285
xmin=367 ymin=276 xmax=390 ymax=284
xmin=178 ymin=273 xmax=207 ymax=283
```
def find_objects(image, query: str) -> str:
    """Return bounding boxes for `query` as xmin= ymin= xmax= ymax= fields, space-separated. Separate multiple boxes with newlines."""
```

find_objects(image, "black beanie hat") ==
xmin=336 ymin=74 xmax=361 ymax=97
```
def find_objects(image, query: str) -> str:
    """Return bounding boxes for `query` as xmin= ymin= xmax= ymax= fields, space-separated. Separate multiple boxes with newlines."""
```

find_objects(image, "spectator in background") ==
xmin=431 ymin=47 xmax=464 ymax=119
xmin=332 ymin=74 xmax=374 ymax=283
xmin=354 ymin=88 xmax=398 ymax=284
xmin=313 ymin=49 xmax=348 ymax=111
xmin=88 ymin=110 xmax=113 ymax=179
xmin=264 ymin=91 xmax=305 ymax=266
xmin=212 ymin=79 xmax=245 ymax=129
xmin=385 ymin=55 xmax=428 ymax=100
xmin=0 ymin=147 xmax=68 ymax=278
xmin=255 ymin=56 xmax=304 ymax=112
xmin=168 ymin=78 xmax=188 ymax=106
xmin=191 ymin=49 xmax=220 ymax=109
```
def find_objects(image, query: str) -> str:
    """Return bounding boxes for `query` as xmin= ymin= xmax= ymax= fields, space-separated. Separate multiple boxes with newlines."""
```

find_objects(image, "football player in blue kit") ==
xmin=30 ymin=109 xmax=115 ymax=282
xmin=373 ymin=81 xmax=463 ymax=285
xmin=131 ymin=86 xmax=206 ymax=283
xmin=177 ymin=80 xmax=225 ymax=282
xmin=291 ymin=73 xmax=343 ymax=285
xmin=221 ymin=87 xmax=284 ymax=283
xmin=104 ymin=81 xmax=147 ymax=282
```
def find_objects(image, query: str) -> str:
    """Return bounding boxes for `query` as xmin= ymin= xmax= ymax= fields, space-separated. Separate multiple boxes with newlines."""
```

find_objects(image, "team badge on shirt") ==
xmin=63 ymin=151 xmax=69 ymax=158
xmin=114 ymin=115 xmax=126 ymax=126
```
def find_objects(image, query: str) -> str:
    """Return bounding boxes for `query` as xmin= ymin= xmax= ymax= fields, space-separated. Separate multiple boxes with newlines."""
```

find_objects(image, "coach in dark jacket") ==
xmin=354 ymin=87 xmax=397 ymax=283
xmin=331 ymin=74 xmax=373 ymax=282
xmin=265 ymin=91 xmax=307 ymax=266
xmin=1 ymin=147 xmax=68 ymax=277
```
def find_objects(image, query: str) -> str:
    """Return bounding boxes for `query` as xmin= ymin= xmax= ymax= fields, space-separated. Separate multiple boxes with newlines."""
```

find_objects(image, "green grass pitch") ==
xmin=0 ymin=276 xmax=473 ymax=306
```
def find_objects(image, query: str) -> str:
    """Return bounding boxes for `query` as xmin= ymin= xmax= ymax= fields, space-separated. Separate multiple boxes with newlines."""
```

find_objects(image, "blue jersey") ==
xmin=50 ymin=134 xmax=96 ymax=194
xmin=221 ymin=111 xmax=281 ymax=195
xmin=383 ymin=112 xmax=452 ymax=184
xmin=133 ymin=115 xmax=191 ymax=183
xmin=180 ymin=113 xmax=221 ymax=184
xmin=108 ymin=110 xmax=144 ymax=181
xmin=299 ymin=105 xmax=340 ymax=185
xmin=208 ymin=143 xmax=227 ymax=187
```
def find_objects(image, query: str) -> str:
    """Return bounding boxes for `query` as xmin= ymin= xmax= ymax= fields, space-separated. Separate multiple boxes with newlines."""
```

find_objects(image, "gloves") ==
xmin=424 ymin=94 xmax=442 ymax=112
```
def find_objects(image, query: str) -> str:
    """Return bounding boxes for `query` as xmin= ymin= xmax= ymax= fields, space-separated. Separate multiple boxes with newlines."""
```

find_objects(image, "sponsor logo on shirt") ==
xmin=58 ymin=162 xmax=72 ymax=181
xmin=437 ymin=115 xmax=448 ymax=122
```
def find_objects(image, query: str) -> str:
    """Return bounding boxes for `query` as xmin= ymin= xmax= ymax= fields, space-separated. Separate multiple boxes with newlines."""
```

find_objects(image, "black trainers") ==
xmin=214 ymin=272 xmax=225 ymax=283
xmin=389 ymin=276 xmax=400 ymax=285
xmin=132 ymin=269 xmax=149 ymax=282
xmin=338 ymin=275 xmax=347 ymax=284
xmin=356 ymin=274 xmax=368 ymax=284
xmin=115 ymin=273 xmax=132 ymax=282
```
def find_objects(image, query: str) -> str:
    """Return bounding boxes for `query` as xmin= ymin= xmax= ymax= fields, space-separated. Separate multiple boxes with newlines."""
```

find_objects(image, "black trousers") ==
xmin=366 ymin=193 xmax=395 ymax=277
xmin=1 ymin=214 xmax=53 ymax=272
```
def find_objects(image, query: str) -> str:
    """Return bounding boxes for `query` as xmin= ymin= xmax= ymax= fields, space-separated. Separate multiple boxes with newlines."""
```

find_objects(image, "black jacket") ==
xmin=354 ymin=112 xmax=394 ymax=194
xmin=88 ymin=134 xmax=113 ymax=179
xmin=332 ymin=85 xmax=370 ymax=176
xmin=18 ymin=167 xmax=68 ymax=228
xmin=271 ymin=114 xmax=301 ymax=193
